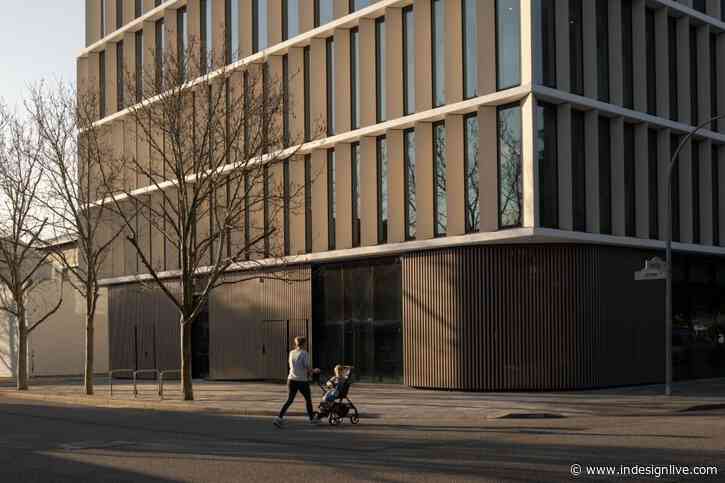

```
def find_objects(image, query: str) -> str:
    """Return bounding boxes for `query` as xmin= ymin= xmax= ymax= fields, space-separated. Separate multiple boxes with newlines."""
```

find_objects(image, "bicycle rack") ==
xmin=108 ymin=369 xmax=134 ymax=397
xmin=158 ymin=370 xmax=181 ymax=400
xmin=132 ymin=369 xmax=160 ymax=397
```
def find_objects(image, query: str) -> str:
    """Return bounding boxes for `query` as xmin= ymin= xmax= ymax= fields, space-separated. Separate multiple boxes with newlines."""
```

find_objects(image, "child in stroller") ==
xmin=314 ymin=365 xmax=360 ymax=425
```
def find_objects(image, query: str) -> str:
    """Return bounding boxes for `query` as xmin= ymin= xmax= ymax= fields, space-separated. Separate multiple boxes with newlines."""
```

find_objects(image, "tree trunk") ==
xmin=16 ymin=310 xmax=28 ymax=391
xmin=181 ymin=318 xmax=193 ymax=400
xmin=84 ymin=306 xmax=95 ymax=395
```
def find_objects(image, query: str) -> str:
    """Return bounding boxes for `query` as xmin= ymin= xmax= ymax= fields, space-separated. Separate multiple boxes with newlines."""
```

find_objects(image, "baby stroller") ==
xmin=314 ymin=366 xmax=360 ymax=426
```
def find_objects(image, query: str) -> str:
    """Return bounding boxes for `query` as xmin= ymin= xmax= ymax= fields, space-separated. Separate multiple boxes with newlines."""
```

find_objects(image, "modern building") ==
xmin=78 ymin=0 xmax=725 ymax=390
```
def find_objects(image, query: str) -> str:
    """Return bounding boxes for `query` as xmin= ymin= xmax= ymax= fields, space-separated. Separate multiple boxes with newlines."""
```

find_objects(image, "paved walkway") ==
xmin=1 ymin=377 xmax=724 ymax=421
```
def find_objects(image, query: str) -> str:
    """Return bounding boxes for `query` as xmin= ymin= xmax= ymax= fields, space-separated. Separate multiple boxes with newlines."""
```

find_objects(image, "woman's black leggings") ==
xmin=278 ymin=380 xmax=314 ymax=420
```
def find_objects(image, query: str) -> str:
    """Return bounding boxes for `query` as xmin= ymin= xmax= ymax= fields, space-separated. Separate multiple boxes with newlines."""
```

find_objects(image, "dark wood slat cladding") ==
xmin=108 ymin=282 xmax=182 ymax=376
xmin=209 ymin=266 xmax=312 ymax=380
xmin=402 ymin=245 xmax=663 ymax=391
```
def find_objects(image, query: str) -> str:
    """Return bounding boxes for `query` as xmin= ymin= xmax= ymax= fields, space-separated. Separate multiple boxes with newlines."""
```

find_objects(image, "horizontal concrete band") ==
xmin=97 ymin=227 xmax=725 ymax=287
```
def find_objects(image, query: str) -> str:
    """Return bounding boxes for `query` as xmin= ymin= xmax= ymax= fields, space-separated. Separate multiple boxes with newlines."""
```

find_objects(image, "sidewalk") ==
xmin=1 ymin=377 xmax=724 ymax=421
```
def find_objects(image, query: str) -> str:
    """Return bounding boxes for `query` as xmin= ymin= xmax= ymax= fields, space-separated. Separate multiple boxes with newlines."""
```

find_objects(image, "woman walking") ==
xmin=273 ymin=336 xmax=320 ymax=427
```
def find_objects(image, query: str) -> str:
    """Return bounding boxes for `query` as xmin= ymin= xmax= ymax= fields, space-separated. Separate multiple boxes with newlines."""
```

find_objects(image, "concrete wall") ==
xmin=0 ymin=272 xmax=110 ymax=379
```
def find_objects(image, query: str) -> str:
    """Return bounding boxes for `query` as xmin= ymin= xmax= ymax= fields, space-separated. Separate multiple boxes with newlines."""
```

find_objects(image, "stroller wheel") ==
xmin=350 ymin=414 xmax=360 ymax=425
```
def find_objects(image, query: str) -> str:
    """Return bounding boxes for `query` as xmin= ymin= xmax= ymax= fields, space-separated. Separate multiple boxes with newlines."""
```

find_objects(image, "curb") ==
xmin=0 ymin=391 xmax=381 ymax=419
xmin=678 ymin=403 xmax=725 ymax=412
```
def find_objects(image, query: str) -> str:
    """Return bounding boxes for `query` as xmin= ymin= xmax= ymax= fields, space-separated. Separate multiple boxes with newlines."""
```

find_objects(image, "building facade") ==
xmin=79 ymin=0 xmax=725 ymax=390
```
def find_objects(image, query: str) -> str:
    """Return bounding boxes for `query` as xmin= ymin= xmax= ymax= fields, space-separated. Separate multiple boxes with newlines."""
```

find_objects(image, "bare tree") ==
xmin=26 ymin=81 xmax=122 ymax=395
xmin=0 ymin=106 xmax=63 ymax=391
xmin=96 ymin=39 xmax=304 ymax=400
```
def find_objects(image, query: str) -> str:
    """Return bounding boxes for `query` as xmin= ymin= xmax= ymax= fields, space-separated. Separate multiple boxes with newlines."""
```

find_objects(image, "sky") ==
xmin=0 ymin=2 xmax=85 ymax=112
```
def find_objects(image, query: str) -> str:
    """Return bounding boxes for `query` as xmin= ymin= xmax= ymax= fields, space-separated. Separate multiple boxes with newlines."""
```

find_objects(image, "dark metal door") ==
xmin=260 ymin=320 xmax=288 ymax=380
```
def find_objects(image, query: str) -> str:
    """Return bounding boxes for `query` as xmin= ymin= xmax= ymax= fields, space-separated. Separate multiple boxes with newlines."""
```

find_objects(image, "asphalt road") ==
xmin=0 ymin=396 xmax=723 ymax=483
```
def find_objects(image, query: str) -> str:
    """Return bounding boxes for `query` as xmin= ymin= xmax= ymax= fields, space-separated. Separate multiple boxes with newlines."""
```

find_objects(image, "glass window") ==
xmin=352 ymin=143 xmax=361 ymax=247
xmin=254 ymin=0 xmax=268 ymax=52
xmin=326 ymin=37 xmax=335 ymax=136
xmin=315 ymin=0 xmax=334 ymax=27
xmin=226 ymin=0 xmax=240 ymax=63
xmin=154 ymin=0 xmax=162 ymax=6
xmin=571 ymin=109 xmax=586 ymax=231
xmin=539 ymin=0 xmax=556 ymax=87
xmin=433 ymin=121 xmax=447 ymax=236
xmin=201 ymin=0 xmax=213 ymax=71
xmin=538 ymin=101 xmax=558 ymax=228
xmin=693 ymin=0 xmax=706 ymax=13
xmin=377 ymin=136 xmax=388 ymax=244
xmin=351 ymin=28 xmax=360 ymax=129
xmin=99 ymin=50 xmax=106 ymax=118
xmin=135 ymin=0 xmax=142 ymax=18
xmin=622 ymin=0 xmax=634 ymax=110
xmin=432 ymin=0 xmax=445 ymax=107
xmin=304 ymin=46 xmax=311 ymax=141
xmin=499 ymin=105 xmax=523 ymax=229
xmin=350 ymin=0 xmax=369 ymax=11
xmin=623 ymin=123 xmax=635 ymax=237
xmin=462 ymin=0 xmax=477 ymax=99
xmin=713 ymin=147 xmax=720 ymax=245
xmin=497 ymin=0 xmax=521 ymax=90
xmin=712 ymin=34 xmax=719 ymax=131
xmin=328 ymin=149 xmax=336 ymax=250
xmin=692 ymin=141 xmax=701 ymax=244
xmin=464 ymin=113 xmax=479 ymax=232
xmin=671 ymin=134 xmax=681 ymax=242
xmin=404 ymin=129 xmax=416 ymax=240
xmin=668 ymin=17 xmax=678 ymax=122
xmin=177 ymin=7 xmax=188 ymax=80
xmin=305 ymin=154 xmax=312 ymax=253
xmin=116 ymin=0 xmax=123 ymax=29
xmin=569 ymin=0 xmax=583 ymax=95
xmin=283 ymin=0 xmax=300 ymax=41
xmin=648 ymin=129 xmax=659 ymax=240
xmin=135 ymin=30 xmax=143 ymax=101
xmin=599 ymin=117 xmax=612 ymax=235
xmin=283 ymin=55 xmax=289 ymax=146
xmin=116 ymin=41 xmax=124 ymax=110
xmin=283 ymin=159 xmax=290 ymax=256
xmin=403 ymin=6 xmax=415 ymax=115
xmin=646 ymin=8 xmax=656 ymax=115
xmin=101 ymin=0 xmax=106 ymax=38
xmin=596 ymin=0 xmax=609 ymax=102
xmin=690 ymin=27 xmax=699 ymax=125
xmin=155 ymin=18 xmax=165 ymax=90
xmin=375 ymin=18 xmax=386 ymax=123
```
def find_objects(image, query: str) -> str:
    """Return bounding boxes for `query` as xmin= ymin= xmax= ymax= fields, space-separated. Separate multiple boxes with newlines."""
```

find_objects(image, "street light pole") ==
xmin=664 ymin=114 xmax=725 ymax=396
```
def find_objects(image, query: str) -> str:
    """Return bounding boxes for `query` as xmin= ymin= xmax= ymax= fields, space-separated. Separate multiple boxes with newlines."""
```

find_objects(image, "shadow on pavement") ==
xmin=0 ymin=398 xmax=723 ymax=483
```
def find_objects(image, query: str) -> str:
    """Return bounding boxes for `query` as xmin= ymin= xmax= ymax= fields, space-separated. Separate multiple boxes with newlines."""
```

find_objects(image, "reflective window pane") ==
xmin=498 ymin=105 xmax=522 ymax=228
xmin=315 ymin=0 xmax=334 ymax=27
xmin=432 ymin=0 xmax=445 ymax=106
xmin=351 ymin=28 xmax=360 ymax=129
xmin=464 ymin=114 xmax=479 ymax=232
xmin=463 ymin=0 xmax=478 ymax=99
xmin=404 ymin=129 xmax=416 ymax=240
xmin=497 ymin=0 xmax=521 ymax=90
xmin=433 ymin=122 xmax=447 ymax=236
xmin=403 ymin=6 xmax=415 ymax=115
xmin=377 ymin=137 xmax=388 ymax=244
xmin=375 ymin=18 xmax=386 ymax=122
xmin=284 ymin=0 xmax=299 ymax=40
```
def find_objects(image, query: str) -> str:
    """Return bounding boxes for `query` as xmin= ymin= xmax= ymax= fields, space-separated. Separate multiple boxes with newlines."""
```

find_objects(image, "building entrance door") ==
xmin=313 ymin=258 xmax=403 ymax=383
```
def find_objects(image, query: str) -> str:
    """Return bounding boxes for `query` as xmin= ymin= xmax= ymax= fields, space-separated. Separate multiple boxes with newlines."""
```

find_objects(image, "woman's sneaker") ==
xmin=309 ymin=418 xmax=320 ymax=425
xmin=273 ymin=416 xmax=285 ymax=428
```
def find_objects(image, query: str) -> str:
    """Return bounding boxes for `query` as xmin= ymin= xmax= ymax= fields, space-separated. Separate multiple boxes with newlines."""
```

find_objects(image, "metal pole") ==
xmin=664 ymin=114 xmax=725 ymax=396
